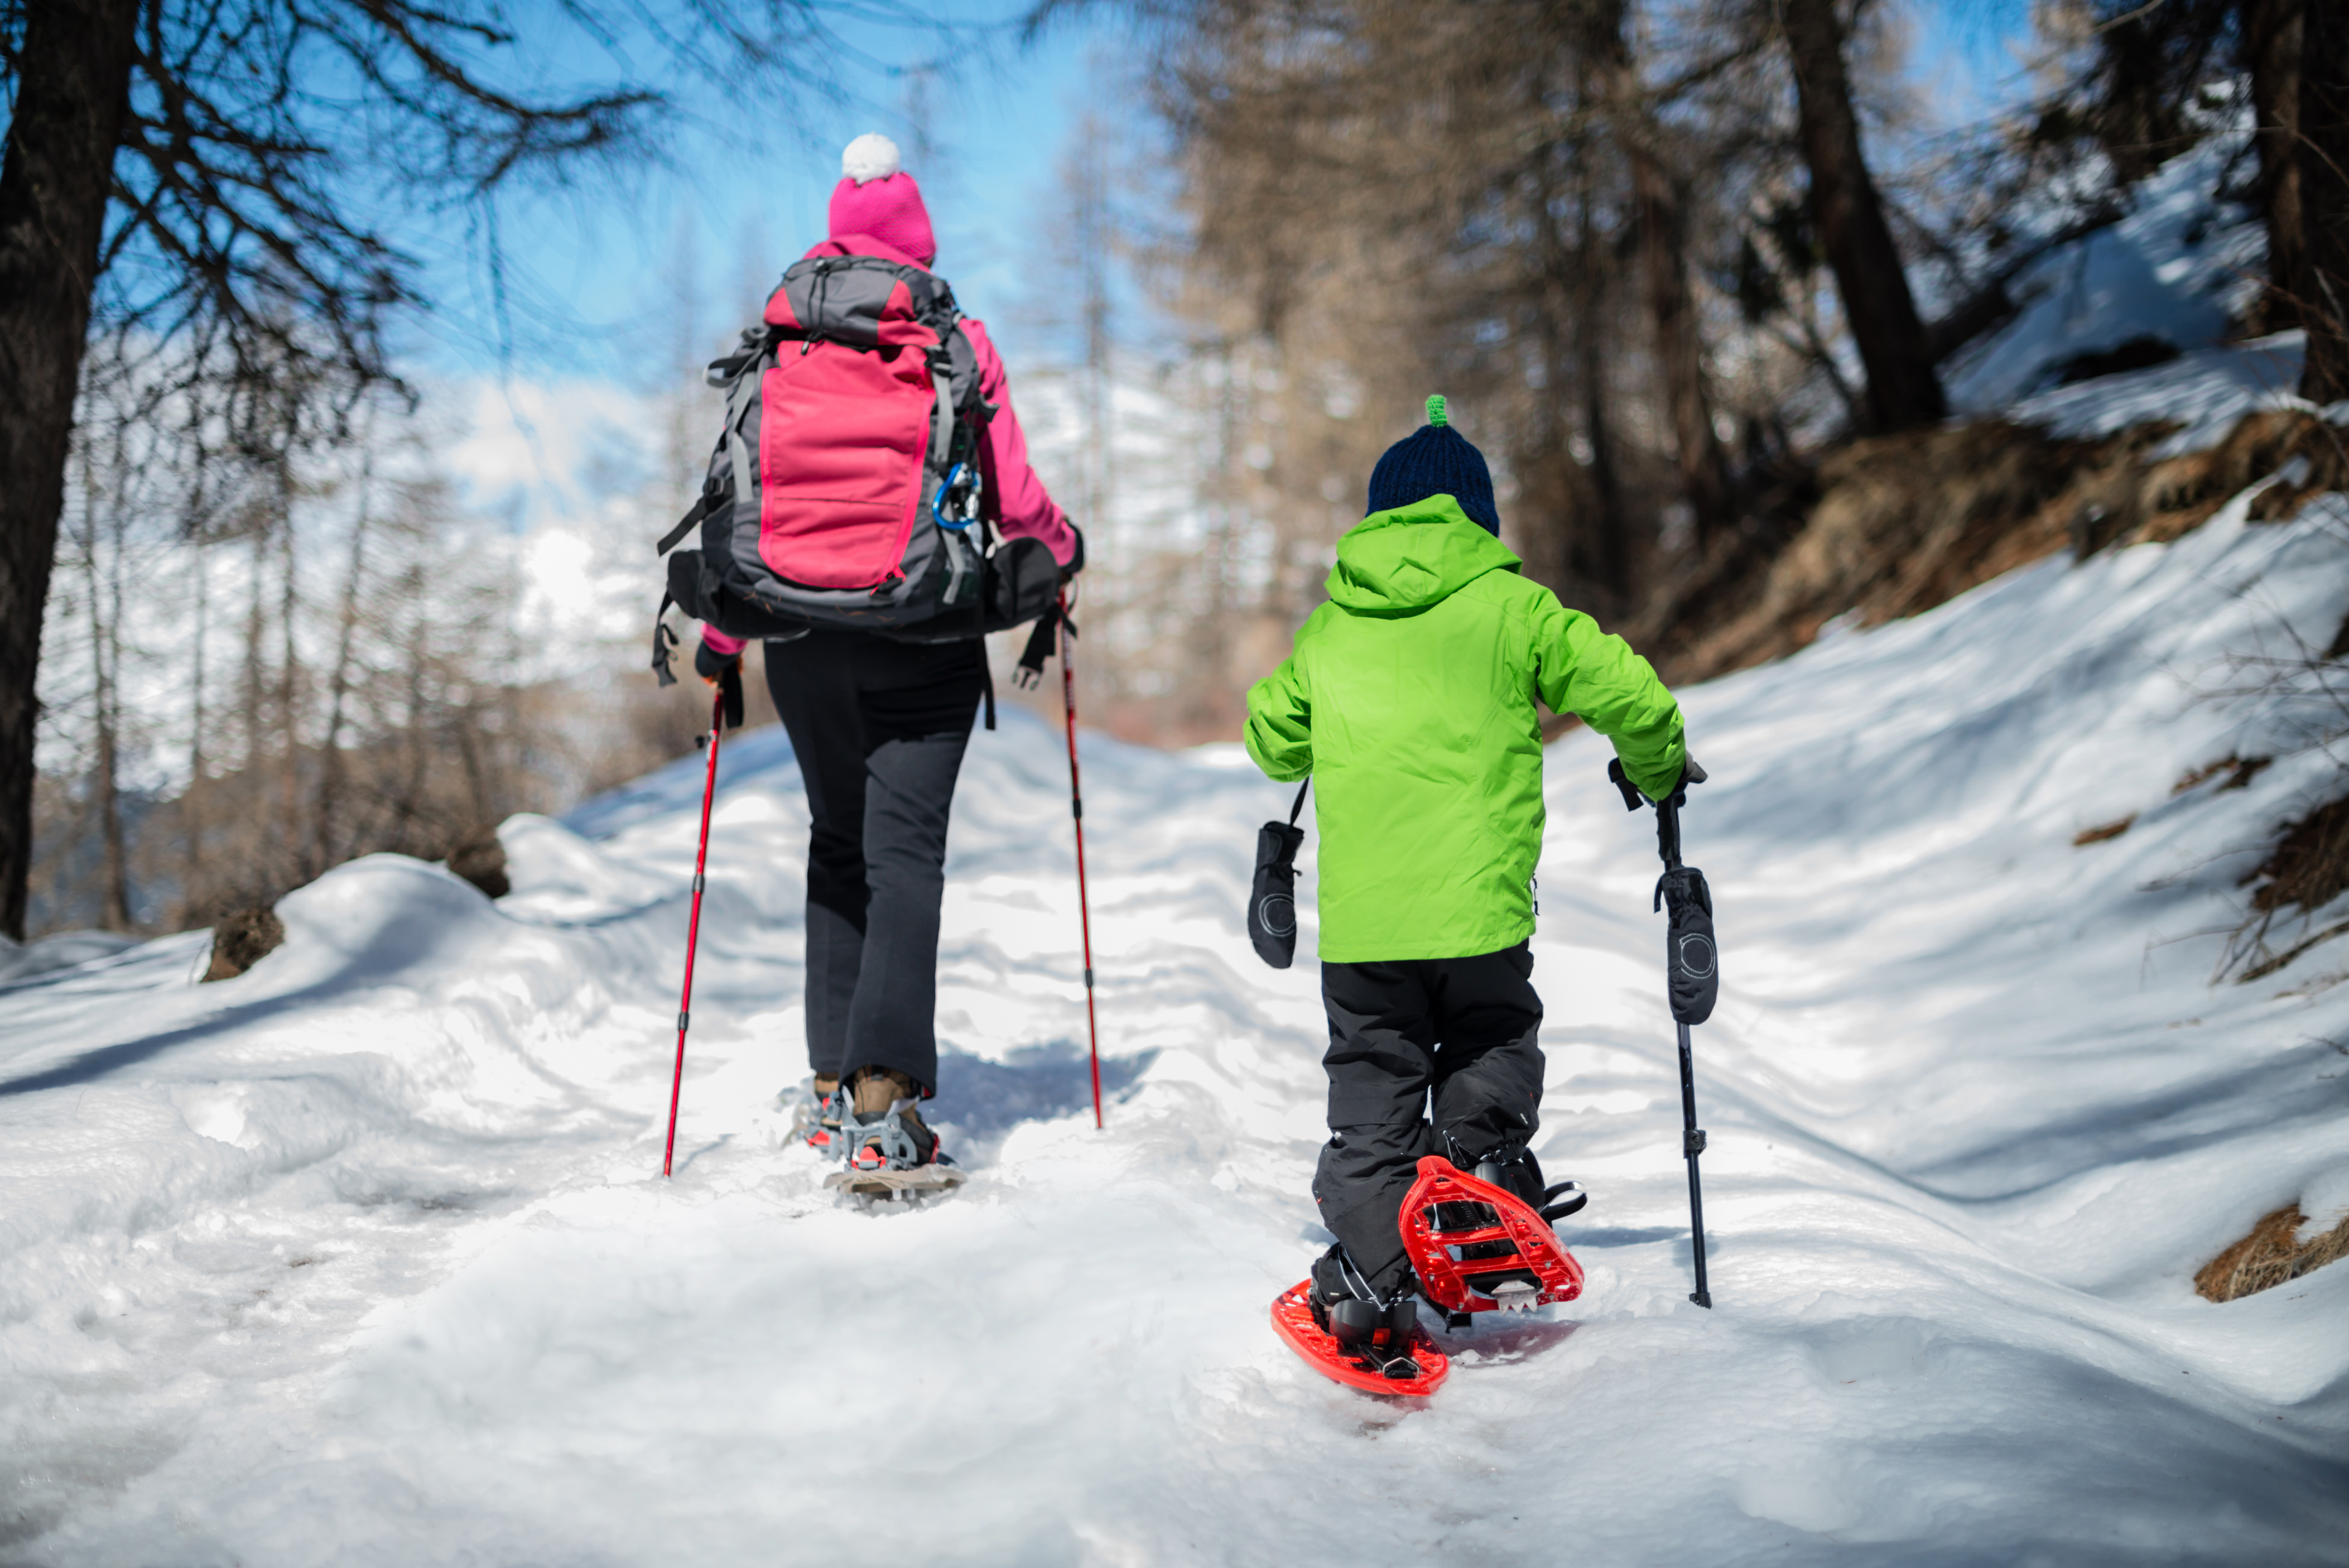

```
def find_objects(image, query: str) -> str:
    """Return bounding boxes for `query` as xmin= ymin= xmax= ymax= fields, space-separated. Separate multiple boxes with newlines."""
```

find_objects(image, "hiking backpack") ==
xmin=652 ymin=254 xmax=1061 ymax=672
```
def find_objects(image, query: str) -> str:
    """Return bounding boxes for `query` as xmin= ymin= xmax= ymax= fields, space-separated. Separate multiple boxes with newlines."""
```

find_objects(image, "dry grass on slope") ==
xmin=1642 ymin=409 xmax=2349 ymax=687
xmin=2227 ymin=793 xmax=2349 ymax=982
xmin=2196 ymin=1204 xmax=2349 ymax=1302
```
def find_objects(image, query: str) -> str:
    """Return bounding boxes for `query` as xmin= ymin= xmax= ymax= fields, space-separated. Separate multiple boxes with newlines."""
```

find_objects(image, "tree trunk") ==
xmin=1072 ymin=115 xmax=1115 ymax=535
xmin=2243 ymin=0 xmax=2307 ymax=334
xmin=0 ymin=0 xmax=141 ymax=940
xmin=244 ymin=519 xmax=269 ymax=781
xmin=396 ymin=607 xmax=431 ymax=849
xmin=1575 ymin=158 xmax=1631 ymax=603
xmin=1629 ymin=148 xmax=1737 ymax=548
xmin=276 ymin=464 xmax=304 ymax=880
xmin=315 ymin=452 xmax=373 ymax=877
xmin=185 ymin=534 xmax=209 ymax=914
xmin=1779 ymin=0 xmax=1947 ymax=432
xmin=80 ymin=438 xmax=133 ymax=932
xmin=1587 ymin=0 xmax=1735 ymax=549
xmin=2300 ymin=0 xmax=2349 ymax=402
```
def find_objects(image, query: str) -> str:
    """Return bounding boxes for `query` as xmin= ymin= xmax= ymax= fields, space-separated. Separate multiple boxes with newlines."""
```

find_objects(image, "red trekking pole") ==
xmin=662 ymin=687 xmax=727 ymax=1176
xmin=1056 ymin=589 xmax=1105 ymax=1129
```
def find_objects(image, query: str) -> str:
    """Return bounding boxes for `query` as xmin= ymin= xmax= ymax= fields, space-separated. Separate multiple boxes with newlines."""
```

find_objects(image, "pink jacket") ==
xmin=702 ymin=236 xmax=1075 ymax=657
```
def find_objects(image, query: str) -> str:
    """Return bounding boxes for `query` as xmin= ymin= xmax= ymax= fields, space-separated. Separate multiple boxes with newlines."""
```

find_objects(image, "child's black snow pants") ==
xmin=763 ymin=629 xmax=986 ymax=1096
xmin=1313 ymin=942 xmax=1544 ymax=1302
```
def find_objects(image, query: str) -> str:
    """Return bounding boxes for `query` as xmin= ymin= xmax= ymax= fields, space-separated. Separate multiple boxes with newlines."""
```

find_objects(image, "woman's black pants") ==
xmin=764 ymin=630 xmax=985 ymax=1095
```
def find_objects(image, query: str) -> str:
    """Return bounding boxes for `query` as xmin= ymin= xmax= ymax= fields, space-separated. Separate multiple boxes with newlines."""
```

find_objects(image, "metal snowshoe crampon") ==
xmin=1400 ymin=1155 xmax=1585 ymax=1329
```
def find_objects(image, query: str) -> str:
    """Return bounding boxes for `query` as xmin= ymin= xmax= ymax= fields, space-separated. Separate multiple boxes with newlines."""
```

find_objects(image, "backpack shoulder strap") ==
xmin=655 ymin=325 xmax=773 ymax=556
xmin=938 ymin=319 xmax=993 ymax=424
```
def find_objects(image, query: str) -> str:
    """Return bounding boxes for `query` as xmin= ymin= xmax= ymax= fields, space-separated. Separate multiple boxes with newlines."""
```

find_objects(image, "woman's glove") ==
xmin=694 ymin=641 xmax=744 ymax=730
xmin=693 ymin=640 xmax=738 ymax=683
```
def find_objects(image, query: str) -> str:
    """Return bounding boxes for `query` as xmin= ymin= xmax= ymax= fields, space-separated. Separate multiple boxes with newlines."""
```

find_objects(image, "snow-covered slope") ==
xmin=1944 ymin=132 xmax=2265 ymax=417
xmin=6 ymin=494 xmax=2349 ymax=1564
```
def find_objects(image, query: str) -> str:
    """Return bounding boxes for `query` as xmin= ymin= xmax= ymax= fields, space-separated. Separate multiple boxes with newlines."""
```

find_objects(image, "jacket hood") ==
xmin=1327 ymin=494 xmax=1522 ymax=613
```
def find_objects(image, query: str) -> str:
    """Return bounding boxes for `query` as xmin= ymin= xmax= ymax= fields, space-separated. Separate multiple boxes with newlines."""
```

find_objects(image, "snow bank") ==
xmin=6 ymin=496 xmax=2349 ymax=1562
xmin=1946 ymin=134 xmax=2263 ymax=416
xmin=2010 ymin=332 xmax=2314 ymax=458
xmin=0 ymin=929 xmax=139 ymax=989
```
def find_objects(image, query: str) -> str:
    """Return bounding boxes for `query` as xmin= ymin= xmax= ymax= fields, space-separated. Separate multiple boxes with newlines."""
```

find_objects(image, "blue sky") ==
xmin=400 ymin=0 xmax=2042 ymax=392
xmin=1905 ymin=0 xmax=2043 ymax=132
xmin=401 ymin=0 xmax=1129 ymax=384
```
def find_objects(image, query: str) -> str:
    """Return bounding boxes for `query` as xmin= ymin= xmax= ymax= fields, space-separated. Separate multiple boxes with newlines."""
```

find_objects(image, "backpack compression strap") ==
xmin=1015 ymin=601 xmax=1064 ymax=688
xmin=650 ymin=593 xmax=681 ymax=687
xmin=656 ymin=496 xmax=711 ymax=556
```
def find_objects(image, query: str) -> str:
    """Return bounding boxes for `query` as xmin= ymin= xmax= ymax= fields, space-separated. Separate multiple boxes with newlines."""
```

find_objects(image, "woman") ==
xmin=694 ymin=134 xmax=1081 ymax=1171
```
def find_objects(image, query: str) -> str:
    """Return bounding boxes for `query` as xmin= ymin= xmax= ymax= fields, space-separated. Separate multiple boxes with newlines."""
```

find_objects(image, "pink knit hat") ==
xmin=827 ymin=133 xmax=936 ymax=266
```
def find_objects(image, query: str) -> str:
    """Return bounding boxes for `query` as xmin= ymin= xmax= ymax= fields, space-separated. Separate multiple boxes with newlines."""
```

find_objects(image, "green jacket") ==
xmin=1244 ymin=495 xmax=1687 ymax=963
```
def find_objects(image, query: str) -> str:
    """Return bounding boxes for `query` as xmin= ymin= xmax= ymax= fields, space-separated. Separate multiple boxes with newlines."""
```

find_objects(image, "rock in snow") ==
xmin=4 ymin=492 xmax=2349 ymax=1563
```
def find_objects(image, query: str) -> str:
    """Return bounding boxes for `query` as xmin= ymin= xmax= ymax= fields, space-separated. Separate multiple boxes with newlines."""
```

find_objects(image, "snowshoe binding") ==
xmin=1270 ymin=1281 xmax=1448 ymax=1397
xmin=789 ymin=1075 xmax=843 ymax=1150
xmin=824 ymin=1068 xmax=964 ymax=1200
xmin=1400 ymin=1154 xmax=1585 ymax=1326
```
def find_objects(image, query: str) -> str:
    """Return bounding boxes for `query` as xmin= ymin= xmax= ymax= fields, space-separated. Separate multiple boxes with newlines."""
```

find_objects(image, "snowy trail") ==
xmin=7 ymin=499 xmax=2349 ymax=1565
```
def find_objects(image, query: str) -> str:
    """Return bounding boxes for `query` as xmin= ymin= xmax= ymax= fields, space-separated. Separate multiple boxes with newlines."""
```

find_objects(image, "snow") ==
xmin=8 ymin=496 xmax=2349 ymax=1561
xmin=2298 ymin=1166 xmax=2349 ymax=1245
xmin=0 ymin=930 xmax=139 ymax=990
xmin=1945 ymin=133 xmax=2264 ymax=417
xmin=2009 ymin=331 xmax=2314 ymax=457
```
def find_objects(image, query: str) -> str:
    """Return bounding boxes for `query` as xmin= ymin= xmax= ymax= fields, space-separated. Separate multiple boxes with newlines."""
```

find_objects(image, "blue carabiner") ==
xmin=933 ymin=463 xmax=974 ymax=531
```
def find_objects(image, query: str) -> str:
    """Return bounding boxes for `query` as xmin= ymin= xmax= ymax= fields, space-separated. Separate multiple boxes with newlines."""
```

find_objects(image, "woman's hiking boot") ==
xmin=844 ymin=1066 xmax=946 ymax=1172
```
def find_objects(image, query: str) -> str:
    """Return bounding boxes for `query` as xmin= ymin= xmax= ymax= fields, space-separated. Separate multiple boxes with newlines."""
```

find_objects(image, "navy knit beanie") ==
xmin=1364 ymin=395 xmax=1499 ymax=535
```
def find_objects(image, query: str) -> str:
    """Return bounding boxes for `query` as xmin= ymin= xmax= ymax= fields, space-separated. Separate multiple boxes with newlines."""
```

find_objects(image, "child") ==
xmin=1245 ymin=396 xmax=1689 ymax=1367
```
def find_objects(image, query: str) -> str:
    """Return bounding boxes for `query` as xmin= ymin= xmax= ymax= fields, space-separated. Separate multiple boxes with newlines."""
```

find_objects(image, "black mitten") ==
xmin=1249 ymin=781 xmax=1310 ymax=968
xmin=1654 ymin=865 xmax=1719 ymax=1025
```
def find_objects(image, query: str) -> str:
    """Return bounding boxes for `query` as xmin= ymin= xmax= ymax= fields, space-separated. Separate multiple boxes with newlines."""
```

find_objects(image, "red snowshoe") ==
xmin=1269 ymin=1281 xmax=1448 ymax=1397
xmin=1400 ymin=1155 xmax=1584 ymax=1320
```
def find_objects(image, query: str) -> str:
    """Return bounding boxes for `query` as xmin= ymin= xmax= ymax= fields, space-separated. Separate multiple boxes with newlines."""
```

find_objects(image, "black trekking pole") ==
xmin=1610 ymin=757 xmax=1719 ymax=1307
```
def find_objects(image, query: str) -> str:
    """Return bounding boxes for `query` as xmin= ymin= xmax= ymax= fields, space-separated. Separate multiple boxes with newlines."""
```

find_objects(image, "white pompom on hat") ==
xmin=841 ymin=133 xmax=903 ymax=185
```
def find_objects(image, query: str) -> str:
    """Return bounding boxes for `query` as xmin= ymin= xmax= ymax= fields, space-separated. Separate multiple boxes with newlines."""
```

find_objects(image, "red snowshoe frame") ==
xmin=1269 ymin=1281 xmax=1448 ymax=1397
xmin=1400 ymin=1155 xmax=1585 ymax=1317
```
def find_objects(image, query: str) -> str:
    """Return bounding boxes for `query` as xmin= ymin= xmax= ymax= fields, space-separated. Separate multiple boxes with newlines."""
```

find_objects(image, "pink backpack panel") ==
xmin=756 ymin=344 xmax=934 ymax=589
